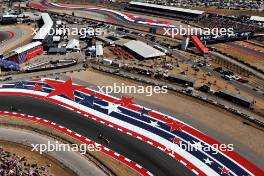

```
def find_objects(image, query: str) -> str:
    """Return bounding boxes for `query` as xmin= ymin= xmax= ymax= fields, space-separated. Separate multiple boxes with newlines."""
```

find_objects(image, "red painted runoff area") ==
xmin=28 ymin=3 xmax=48 ymax=9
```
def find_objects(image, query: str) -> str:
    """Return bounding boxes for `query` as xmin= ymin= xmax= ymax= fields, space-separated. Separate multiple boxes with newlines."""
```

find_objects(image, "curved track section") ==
xmin=0 ymin=81 xmax=194 ymax=176
xmin=0 ymin=78 xmax=263 ymax=176
xmin=0 ymin=110 xmax=151 ymax=176
xmin=0 ymin=31 xmax=14 ymax=44
xmin=41 ymin=1 xmax=175 ymax=28
xmin=0 ymin=26 xmax=32 ymax=53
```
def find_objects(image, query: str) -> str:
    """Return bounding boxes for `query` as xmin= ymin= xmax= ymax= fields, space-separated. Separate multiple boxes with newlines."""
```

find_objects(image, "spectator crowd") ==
xmin=196 ymin=15 xmax=262 ymax=32
xmin=140 ymin=0 xmax=264 ymax=11
xmin=0 ymin=147 xmax=52 ymax=176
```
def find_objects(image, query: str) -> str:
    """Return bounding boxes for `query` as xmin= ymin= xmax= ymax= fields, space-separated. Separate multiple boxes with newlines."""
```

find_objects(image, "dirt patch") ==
xmin=168 ymin=63 xmax=264 ymax=113
xmin=211 ymin=43 xmax=264 ymax=71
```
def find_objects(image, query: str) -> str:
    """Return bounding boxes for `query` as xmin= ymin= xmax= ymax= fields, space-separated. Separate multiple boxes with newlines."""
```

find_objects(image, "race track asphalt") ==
xmin=0 ymin=94 xmax=195 ymax=176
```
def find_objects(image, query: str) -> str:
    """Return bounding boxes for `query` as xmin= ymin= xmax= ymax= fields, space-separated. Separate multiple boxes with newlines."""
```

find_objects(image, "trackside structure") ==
xmin=127 ymin=1 xmax=205 ymax=20
xmin=33 ymin=13 xmax=53 ymax=41
xmin=191 ymin=35 xmax=209 ymax=54
xmin=1 ymin=13 xmax=53 ymax=68
xmin=8 ymin=42 xmax=43 ymax=64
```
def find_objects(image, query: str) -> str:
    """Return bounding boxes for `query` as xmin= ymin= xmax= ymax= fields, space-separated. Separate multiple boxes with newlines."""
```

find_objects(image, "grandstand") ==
xmin=250 ymin=16 xmax=264 ymax=27
xmin=33 ymin=13 xmax=53 ymax=41
xmin=126 ymin=1 xmax=205 ymax=20
xmin=0 ymin=14 xmax=17 ymax=24
xmin=166 ymin=74 xmax=195 ymax=87
xmin=250 ymin=16 xmax=264 ymax=23
xmin=215 ymin=89 xmax=253 ymax=108
xmin=7 ymin=41 xmax=43 ymax=64
xmin=196 ymin=15 xmax=261 ymax=32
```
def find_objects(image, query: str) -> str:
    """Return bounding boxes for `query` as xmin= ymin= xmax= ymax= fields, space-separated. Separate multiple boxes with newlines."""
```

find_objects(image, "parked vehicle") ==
xmin=222 ymin=75 xmax=233 ymax=81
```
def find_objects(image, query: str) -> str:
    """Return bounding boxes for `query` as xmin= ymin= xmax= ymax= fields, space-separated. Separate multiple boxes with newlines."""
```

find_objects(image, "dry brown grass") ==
xmin=211 ymin=43 xmax=264 ymax=71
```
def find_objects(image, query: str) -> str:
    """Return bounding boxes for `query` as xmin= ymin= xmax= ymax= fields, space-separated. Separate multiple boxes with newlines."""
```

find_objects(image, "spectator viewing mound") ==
xmin=0 ymin=141 xmax=77 ymax=176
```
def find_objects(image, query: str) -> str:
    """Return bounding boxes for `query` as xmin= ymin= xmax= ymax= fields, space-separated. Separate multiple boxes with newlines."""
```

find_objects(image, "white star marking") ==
xmin=204 ymin=158 xmax=213 ymax=165
xmin=103 ymin=103 xmax=121 ymax=114
xmin=149 ymin=121 xmax=159 ymax=127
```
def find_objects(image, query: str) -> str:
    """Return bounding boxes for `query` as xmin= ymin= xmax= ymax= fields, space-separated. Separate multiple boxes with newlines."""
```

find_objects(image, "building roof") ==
xmin=13 ymin=41 xmax=42 ymax=54
xmin=124 ymin=40 xmax=165 ymax=59
xmin=48 ymin=47 xmax=67 ymax=53
xmin=129 ymin=1 xmax=204 ymax=15
xmin=250 ymin=16 xmax=264 ymax=22
xmin=96 ymin=36 xmax=115 ymax=44
xmin=168 ymin=74 xmax=195 ymax=83
xmin=115 ymin=39 xmax=131 ymax=46
xmin=220 ymin=89 xmax=253 ymax=104
xmin=53 ymin=36 xmax=61 ymax=42
xmin=33 ymin=13 xmax=53 ymax=40
xmin=66 ymin=39 xmax=80 ymax=49
xmin=96 ymin=41 xmax=103 ymax=56
xmin=56 ymin=20 xmax=62 ymax=25
xmin=2 ymin=14 xmax=17 ymax=18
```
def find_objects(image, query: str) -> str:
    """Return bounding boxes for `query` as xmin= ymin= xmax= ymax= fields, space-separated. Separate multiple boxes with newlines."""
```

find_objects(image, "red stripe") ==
xmin=31 ymin=79 xmax=264 ymax=174
xmin=0 ymin=111 xmax=151 ymax=176
xmin=80 ymin=89 xmax=264 ymax=175
xmin=29 ymin=3 xmax=48 ymax=9
xmin=0 ymin=91 xmax=205 ymax=176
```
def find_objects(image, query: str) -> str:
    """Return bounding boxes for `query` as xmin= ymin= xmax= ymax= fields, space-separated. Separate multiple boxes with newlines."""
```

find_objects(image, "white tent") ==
xmin=96 ymin=41 xmax=103 ymax=57
xmin=66 ymin=39 xmax=80 ymax=50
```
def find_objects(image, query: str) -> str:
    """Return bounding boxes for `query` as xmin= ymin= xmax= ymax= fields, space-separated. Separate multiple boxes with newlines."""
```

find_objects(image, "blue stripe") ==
xmin=0 ymin=81 xmax=251 ymax=175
